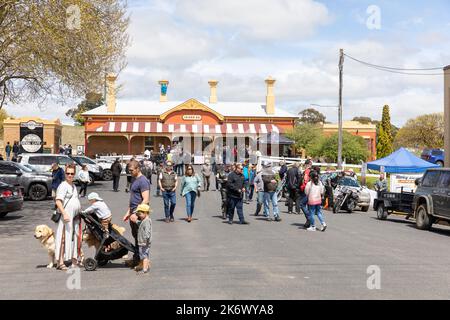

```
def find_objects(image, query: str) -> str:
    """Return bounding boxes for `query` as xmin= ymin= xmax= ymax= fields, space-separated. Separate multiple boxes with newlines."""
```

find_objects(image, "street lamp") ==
xmin=309 ymin=103 xmax=343 ymax=170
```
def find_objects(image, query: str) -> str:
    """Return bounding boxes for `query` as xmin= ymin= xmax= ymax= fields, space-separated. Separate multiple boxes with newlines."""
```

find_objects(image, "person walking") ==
xmin=158 ymin=160 xmax=177 ymax=223
xmin=125 ymin=158 xmax=135 ymax=193
xmin=305 ymin=171 xmax=326 ymax=232
xmin=5 ymin=142 xmax=11 ymax=161
xmin=12 ymin=141 xmax=19 ymax=159
xmin=111 ymin=158 xmax=122 ymax=192
xmin=248 ymin=165 xmax=256 ymax=201
xmin=216 ymin=164 xmax=231 ymax=219
xmin=226 ymin=163 xmax=249 ymax=225
xmin=154 ymin=162 xmax=164 ymax=197
xmin=78 ymin=165 xmax=90 ymax=198
xmin=201 ymin=159 xmax=212 ymax=191
xmin=261 ymin=161 xmax=282 ymax=222
xmin=253 ymin=169 xmax=265 ymax=216
xmin=54 ymin=164 xmax=82 ymax=270
xmin=180 ymin=165 xmax=202 ymax=223
xmin=242 ymin=162 xmax=250 ymax=204
xmin=279 ymin=160 xmax=288 ymax=181
xmin=286 ymin=162 xmax=301 ymax=214
xmin=122 ymin=160 xmax=151 ymax=267
xmin=299 ymin=160 xmax=313 ymax=228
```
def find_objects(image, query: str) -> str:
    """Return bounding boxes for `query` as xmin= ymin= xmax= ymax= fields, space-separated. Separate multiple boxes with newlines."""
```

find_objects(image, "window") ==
xmin=431 ymin=150 xmax=443 ymax=156
xmin=437 ymin=172 xmax=450 ymax=189
xmin=73 ymin=156 xmax=95 ymax=165
xmin=144 ymin=137 xmax=154 ymax=151
xmin=28 ymin=156 xmax=57 ymax=165
xmin=58 ymin=156 xmax=75 ymax=166
xmin=422 ymin=171 xmax=441 ymax=187
xmin=339 ymin=177 xmax=360 ymax=188
xmin=0 ymin=164 xmax=18 ymax=174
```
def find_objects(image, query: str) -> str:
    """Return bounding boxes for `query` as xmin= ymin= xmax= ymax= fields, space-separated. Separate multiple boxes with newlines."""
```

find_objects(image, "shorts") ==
xmin=139 ymin=245 xmax=150 ymax=260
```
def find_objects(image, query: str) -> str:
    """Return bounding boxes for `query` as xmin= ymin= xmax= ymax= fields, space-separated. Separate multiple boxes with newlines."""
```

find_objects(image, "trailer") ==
xmin=373 ymin=189 xmax=415 ymax=220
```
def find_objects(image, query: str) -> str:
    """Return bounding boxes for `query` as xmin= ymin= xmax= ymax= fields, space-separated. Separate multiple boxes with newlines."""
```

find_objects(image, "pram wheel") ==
xmin=84 ymin=258 xmax=97 ymax=271
xmin=98 ymin=260 xmax=108 ymax=267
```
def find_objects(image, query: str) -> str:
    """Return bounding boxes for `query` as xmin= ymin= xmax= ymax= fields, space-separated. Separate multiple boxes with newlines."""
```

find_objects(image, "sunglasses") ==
xmin=66 ymin=172 xmax=75 ymax=176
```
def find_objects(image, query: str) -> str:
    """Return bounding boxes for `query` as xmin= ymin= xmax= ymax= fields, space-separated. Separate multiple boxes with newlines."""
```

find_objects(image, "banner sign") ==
xmin=390 ymin=173 xmax=423 ymax=192
xmin=20 ymin=121 xmax=44 ymax=153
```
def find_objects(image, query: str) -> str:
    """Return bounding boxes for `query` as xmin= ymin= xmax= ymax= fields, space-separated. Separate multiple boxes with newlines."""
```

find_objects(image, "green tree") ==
xmin=298 ymin=108 xmax=326 ymax=125
xmin=376 ymin=105 xmax=393 ymax=158
xmin=0 ymin=109 xmax=12 ymax=138
xmin=352 ymin=116 xmax=373 ymax=124
xmin=66 ymin=92 xmax=103 ymax=125
xmin=0 ymin=1 xmax=129 ymax=109
xmin=285 ymin=123 xmax=323 ymax=156
xmin=310 ymin=131 xmax=368 ymax=164
xmin=394 ymin=113 xmax=444 ymax=149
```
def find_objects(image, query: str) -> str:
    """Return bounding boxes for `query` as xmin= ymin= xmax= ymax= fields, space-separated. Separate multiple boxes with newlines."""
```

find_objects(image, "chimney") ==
xmin=265 ymin=76 xmax=276 ymax=115
xmin=106 ymin=73 xmax=117 ymax=113
xmin=208 ymin=80 xmax=219 ymax=103
xmin=159 ymin=80 xmax=169 ymax=102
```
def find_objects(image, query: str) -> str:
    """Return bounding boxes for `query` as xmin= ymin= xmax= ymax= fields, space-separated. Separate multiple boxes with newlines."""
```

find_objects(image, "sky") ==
xmin=6 ymin=0 xmax=450 ymax=127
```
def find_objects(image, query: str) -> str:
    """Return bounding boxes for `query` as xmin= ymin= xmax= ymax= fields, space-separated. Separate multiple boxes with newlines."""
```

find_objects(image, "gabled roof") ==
xmin=82 ymin=98 xmax=298 ymax=118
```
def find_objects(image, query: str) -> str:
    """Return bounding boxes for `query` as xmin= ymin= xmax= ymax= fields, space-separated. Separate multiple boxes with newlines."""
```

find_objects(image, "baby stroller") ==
xmin=79 ymin=211 xmax=137 ymax=271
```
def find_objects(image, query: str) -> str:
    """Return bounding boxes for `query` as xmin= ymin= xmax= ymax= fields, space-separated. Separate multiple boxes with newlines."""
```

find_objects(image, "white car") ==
xmin=333 ymin=176 xmax=371 ymax=212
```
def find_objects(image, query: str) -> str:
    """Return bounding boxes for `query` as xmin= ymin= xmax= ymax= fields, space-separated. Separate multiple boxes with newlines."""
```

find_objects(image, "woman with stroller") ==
xmin=180 ymin=165 xmax=202 ymax=223
xmin=55 ymin=164 xmax=82 ymax=270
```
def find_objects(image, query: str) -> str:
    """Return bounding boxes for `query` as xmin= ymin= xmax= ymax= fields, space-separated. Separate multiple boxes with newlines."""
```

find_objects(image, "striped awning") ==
xmin=91 ymin=122 xmax=283 ymax=135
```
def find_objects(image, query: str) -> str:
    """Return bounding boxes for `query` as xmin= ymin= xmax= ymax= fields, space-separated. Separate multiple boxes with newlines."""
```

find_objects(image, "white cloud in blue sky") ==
xmin=6 ymin=0 xmax=450 ymax=126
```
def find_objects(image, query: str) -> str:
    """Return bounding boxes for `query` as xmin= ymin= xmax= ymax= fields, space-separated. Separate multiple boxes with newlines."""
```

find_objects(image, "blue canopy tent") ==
xmin=367 ymin=147 xmax=439 ymax=173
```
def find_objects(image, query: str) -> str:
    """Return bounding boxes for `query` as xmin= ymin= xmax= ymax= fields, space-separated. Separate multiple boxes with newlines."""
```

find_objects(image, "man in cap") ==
xmin=261 ymin=161 xmax=282 ymax=222
xmin=158 ymin=160 xmax=178 ymax=223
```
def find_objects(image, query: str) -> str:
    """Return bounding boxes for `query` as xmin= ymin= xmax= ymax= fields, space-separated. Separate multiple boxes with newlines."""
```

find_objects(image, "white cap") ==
xmin=87 ymin=192 xmax=103 ymax=201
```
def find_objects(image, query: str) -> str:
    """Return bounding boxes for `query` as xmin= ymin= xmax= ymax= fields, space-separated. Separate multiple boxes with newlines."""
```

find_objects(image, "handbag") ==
xmin=51 ymin=185 xmax=75 ymax=223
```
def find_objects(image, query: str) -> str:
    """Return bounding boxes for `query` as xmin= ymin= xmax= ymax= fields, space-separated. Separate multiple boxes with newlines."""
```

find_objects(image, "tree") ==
xmin=376 ymin=105 xmax=393 ymax=158
xmin=65 ymin=92 xmax=103 ymax=125
xmin=310 ymin=131 xmax=369 ymax=164
xmin=284 ymin=123 xmax=323 ymax=156
xmin=298 ymin=108 xmax=326 ymax=125
xmin=0 ymin=1 xmax=130 ymax=109
xmin=352 ymin=116 xmax=373 ymax=124
xmin=394 ymin=113 xmax=444 ymax=149
xmin=0 ymin=109 xmax=12 ymax=138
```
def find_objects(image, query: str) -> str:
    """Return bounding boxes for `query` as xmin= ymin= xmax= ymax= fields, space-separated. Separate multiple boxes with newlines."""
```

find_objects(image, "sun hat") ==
xmin=87 ymin=192 xmax=103 ymax=201
xmin=134 ymin=203 xmax=150 ymax=214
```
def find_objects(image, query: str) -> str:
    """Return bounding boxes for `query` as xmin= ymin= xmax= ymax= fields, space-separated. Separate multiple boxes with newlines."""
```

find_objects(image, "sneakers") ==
xmin=307 ymin=226 xmax=317 ymax=231
xmin=274 ymin=216 xmax=282 ymax=222
xmin=228 ymin=220 xmax=233 ymax=225
xmin=164 ymin=218 xmax=170 ymax=223
xmin=239 ymin=220 xmax=250 ymax=225
xmin=170 ymin=217 xmax=175 ymax=222
xmin=321 ymin=223 xmax=327 ymax=232
xmin=287 ymin=211 xmax=293 ymax=214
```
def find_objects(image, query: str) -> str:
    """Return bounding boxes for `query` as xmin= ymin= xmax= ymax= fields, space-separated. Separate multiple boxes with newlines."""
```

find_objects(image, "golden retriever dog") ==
xmin=34 ymin=225 xmax=56 ymax=268
xmin=83 ymin=224 xmax=126 ymax=253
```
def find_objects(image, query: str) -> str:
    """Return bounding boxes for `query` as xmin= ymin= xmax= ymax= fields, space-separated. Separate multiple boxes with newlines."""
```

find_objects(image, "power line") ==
xmin=366 ymin=64 xmax=444 ymax=76
xmin=344 ymin=53 xmax=444 ymax=71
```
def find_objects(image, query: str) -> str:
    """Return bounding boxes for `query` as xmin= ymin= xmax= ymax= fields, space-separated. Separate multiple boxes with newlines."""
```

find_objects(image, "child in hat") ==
xmin=82 ymin=192 xmax=112 ymax=234
xmin=134 ymin=203 xmax=152 ymax=274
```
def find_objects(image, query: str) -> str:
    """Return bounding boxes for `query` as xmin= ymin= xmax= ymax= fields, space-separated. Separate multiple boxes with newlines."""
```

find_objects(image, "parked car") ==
xmin=0 ymin=161 xmax=52 ymax=201
xmin=70 ymin=155 xmax=103 ymax=183
xmin=413 ymin=168 xmax=450 ymax=230
xmin=94 ymin=159 xmax=114 ymax=181
xmin=421 ymin=148 xmax=444 ymax=167
xmin=0 ymin=181 xmax=23 ymax=218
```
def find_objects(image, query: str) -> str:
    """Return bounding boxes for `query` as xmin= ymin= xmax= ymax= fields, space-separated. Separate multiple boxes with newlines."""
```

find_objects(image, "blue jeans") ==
xmin=308 ymin=205 xmax=325 ymax=227
xmin=299 ymin=192 xmax=309 ymax=216
xmin=263 ymin=192 xmax=280 ymax=218
xmin=227 ymin=197 xmax=244 ymax=222
xmin=184 ymin=191 xmax=197 ymax=217
xmin=162 ymin=191 xmax=176 ymax=219
xmin=244 ymin=180 xmax=250 ymax=201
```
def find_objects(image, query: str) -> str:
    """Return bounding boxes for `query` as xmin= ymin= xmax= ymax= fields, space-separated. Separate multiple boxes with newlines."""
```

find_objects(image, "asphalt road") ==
xmin=1 ymin=176 xmax=450 ymax=300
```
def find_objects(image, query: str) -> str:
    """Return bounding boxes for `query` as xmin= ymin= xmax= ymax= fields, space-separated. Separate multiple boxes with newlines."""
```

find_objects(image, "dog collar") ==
xmin=41 ymin=231 xmax=54 ymax=243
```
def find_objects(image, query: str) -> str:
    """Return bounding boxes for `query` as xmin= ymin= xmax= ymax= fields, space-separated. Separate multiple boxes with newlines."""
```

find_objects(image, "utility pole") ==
xmin=338 ymin=49 xmax=344 ymax=170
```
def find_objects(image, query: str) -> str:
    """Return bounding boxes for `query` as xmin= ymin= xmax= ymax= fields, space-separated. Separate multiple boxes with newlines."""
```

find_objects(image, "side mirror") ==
xmin=16 ymin=170 xmax=23 ymax=176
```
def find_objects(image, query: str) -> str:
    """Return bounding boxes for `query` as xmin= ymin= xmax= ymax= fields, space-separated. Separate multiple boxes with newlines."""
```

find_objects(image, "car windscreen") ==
xmin=339 ymin=177 xmax=360 ymax=187
xmin=431 ymin=150 xmax=443 ymax=156
xmin=74 ymin=156 xmax=95 ymax=165
xmin=421 ymin=149 xmax=431 ymax=156
xmin=14 ymin=163 xmax=33 ymax=173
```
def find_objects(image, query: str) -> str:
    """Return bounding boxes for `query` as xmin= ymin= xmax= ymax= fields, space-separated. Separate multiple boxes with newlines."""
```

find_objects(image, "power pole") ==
xmin=338 ymin=49 xmax=344 ymax=170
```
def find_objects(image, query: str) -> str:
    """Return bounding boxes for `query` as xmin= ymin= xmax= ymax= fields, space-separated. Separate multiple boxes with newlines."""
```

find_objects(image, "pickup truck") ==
xmin=413 ymin=168 xmax=450 ymax=230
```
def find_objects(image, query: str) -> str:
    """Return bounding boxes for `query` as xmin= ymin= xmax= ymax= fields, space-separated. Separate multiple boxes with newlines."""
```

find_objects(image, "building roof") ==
xmin=82 ymin=99 xmax=298 ymax=118
xmin=3 ymin=117 xmax=61 ymax=126
xmin=323 ymin=121 xmax=376 ymax=131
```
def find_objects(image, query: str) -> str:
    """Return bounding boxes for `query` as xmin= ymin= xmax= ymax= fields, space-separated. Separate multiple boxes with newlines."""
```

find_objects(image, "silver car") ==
xmin=0 ymin=161 xmax=52 ymax=201
xmin=333 ymin=176 xmax=371 ymax=212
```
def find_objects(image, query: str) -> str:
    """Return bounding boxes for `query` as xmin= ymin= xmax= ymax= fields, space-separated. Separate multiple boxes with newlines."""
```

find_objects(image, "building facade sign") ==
xmin=20 ymin=121 xmax=44 ymax=153
xmin=182 ymin=115 xmax=202 ymax=121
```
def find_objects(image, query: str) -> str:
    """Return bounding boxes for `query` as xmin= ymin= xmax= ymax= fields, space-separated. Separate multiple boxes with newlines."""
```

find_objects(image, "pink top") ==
xmin=305 ymin=181 xmax=324 ymax=205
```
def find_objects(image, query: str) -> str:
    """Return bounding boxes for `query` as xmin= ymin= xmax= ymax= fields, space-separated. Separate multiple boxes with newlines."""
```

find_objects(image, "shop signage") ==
xmin=20 ymin=121 xmax=44 ymax=153
xmin=182 ymin=115 xmax=202 ymax=121
xmin=390 ymin=173 xmax=423 ymax=192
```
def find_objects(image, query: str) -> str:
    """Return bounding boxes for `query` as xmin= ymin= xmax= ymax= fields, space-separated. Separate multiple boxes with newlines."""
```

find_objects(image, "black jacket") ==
xmin=279 ymin=165 xmax=288 ymax=180
xmin=286 ymin=167 xmax=301 ymax=190
xmin=111 ymin=161 xmax=122 ymax=176
xmin=226 ymin=171 xmax=245 ymax=199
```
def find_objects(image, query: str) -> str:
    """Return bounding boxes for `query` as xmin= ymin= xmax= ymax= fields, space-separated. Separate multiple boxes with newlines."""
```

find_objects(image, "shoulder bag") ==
xmin=51 ymin=185 xmax=75 ymax=223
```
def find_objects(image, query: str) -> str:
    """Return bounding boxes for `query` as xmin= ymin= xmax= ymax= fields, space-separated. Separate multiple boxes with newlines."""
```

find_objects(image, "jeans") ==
xmin=263 ymin=191 xmax=280 ymax=218
xmin=255 ymin=191 xmax=265 ymax=216
xmin=203 ymin=175 xmax=210 ymax=191
xmin=162 ymin=191 xmax=176 ymax=219
xmin=308 ymin=205 xmax=325 ymax=227
xmin=244 ymin=180 xmax=250 ymax=201
xmin=227 ymin=196 xmax=244 ymax=222
xmin=112 ymin=175 xmax=120 ymax=191
xmin=248 ymin=184 xmax=255 ymax=200
xmin=79 ymin=182 xmax=88 ymax=197
xmin=299 ymin=192 xmax=309 ymax=216
xmin=220 ymin=188 xmax=228 ymax=217
xmin=184 ymin=191 xmax=197 ymax=217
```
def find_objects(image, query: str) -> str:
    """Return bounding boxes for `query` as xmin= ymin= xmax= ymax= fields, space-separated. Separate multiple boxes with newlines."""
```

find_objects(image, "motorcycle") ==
xmin=333 ymin=186 xmax=359 ymax=213
xmin=276 ymin=175 xmax=287 ymax=202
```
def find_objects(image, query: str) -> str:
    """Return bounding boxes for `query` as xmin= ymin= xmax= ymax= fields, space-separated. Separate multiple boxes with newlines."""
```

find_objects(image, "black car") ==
xmin=0 ymin=181 xmax=23 ymax=218
xmin=413 ymin=168 xmax=450 ymax=230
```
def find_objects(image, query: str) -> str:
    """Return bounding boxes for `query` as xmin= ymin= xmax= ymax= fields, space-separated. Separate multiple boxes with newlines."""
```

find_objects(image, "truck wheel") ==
xmin=28 ymin=184 xmax=48 ymax=201
xmin=376 ymin=204 xmax=388 ymax=220
xmin=361 ymin=206 xmax=369 ymax=212
xmin=416 ymin=204 xmax=433 ymax=230
xmin=102 ymin=169 xmax=113 ymax=181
